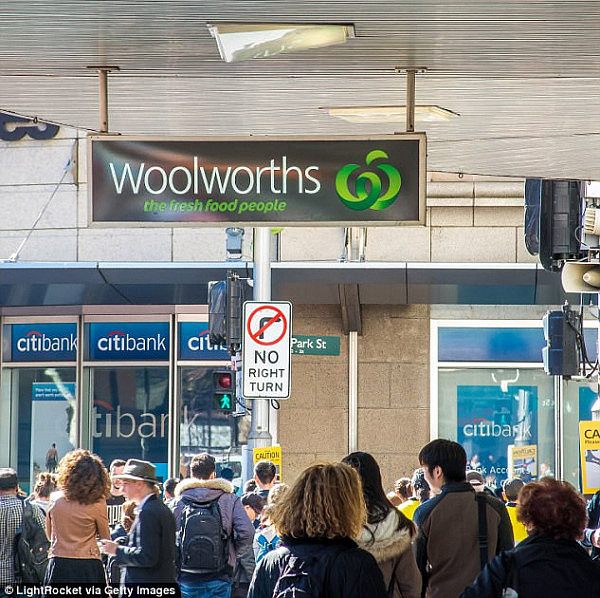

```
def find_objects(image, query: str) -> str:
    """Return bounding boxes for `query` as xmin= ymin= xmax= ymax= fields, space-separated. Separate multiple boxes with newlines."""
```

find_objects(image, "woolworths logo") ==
xmin=335 ymin=150 xmax=402 ymax=211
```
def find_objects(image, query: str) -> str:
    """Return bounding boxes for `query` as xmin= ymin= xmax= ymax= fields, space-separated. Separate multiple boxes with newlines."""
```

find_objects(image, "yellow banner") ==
xmin=253 ymin=445 xmax=282 ymax=482
xmin=580 ymin=421 xmax=600 ymax=494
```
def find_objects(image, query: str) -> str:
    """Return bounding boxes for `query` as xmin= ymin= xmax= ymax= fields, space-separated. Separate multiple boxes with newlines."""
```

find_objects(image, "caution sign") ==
xmin=243 ymin=301 xmax=292 ymax=399
xmin=253 ymin=445 xmax=283 ymax=482
xmin=580 ymin=421 xmax=600 ymax=494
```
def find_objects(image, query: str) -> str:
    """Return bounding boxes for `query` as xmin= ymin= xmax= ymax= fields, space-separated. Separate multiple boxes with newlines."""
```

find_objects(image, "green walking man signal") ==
xmin=213 ymin=369 xmax=235 ymax=411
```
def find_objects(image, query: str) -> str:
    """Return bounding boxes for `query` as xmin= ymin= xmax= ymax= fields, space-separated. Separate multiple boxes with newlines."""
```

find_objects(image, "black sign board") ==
xmin=89 ymin=135 xmax=426 ymax=226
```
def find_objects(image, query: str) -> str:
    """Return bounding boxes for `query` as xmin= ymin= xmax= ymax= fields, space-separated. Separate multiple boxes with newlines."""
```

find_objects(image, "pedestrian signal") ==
xmin=213 ymin=369 xmax=235 ymax=411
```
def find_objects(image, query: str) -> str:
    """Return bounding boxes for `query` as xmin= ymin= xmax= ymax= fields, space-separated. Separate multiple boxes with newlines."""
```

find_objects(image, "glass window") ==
xmin=1 ymin=366 xmax=76 ymax=493
xmin=88 ymin=366 xmax=170 ymax=481
xmin=179 ymin=366 xmax=249 ymax=480
xmin=438 ymin=367 xmax=554 ymax=491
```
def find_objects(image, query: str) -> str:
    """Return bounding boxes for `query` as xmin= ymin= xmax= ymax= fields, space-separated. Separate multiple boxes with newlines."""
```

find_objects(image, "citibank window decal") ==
xmin=457 ymin=385 xmax=538 ymax=488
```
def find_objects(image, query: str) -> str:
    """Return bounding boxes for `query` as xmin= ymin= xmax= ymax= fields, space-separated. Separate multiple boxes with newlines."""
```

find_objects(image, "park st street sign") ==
xmin=89 ymin=135 xmax=425 ymax=226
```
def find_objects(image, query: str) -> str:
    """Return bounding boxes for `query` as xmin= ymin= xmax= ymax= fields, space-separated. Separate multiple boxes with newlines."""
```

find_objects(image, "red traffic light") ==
xmin=213 ymin=370 xmax=233 ymax=390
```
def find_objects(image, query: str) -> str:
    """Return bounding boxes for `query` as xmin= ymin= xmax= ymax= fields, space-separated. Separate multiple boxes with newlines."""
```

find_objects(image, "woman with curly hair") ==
xmin=45 ymin=449 xmax=111 ymax=585
xmin=248 ymin=462 xmax=387 ymax=598
xmin=343 ymin=452 xmax=421 ymax=598
xmin=459 ymin=477 xmax=600 ymax=598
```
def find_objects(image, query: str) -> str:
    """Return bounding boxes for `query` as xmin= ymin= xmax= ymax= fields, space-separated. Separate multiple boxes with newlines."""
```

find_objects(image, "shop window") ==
xmin=1 ymin=367 xmax=76 ymax=492
xmin=179 ymin=366 xmax=249 ymax=480
xmin=88 ymin=366 xmax=169 ymax=481
xmin=438 ymin=368 xmax=555 ymax=491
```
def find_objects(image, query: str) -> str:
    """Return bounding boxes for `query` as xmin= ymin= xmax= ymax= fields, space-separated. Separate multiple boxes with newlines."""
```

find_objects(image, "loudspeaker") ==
xmin=561 ymin=262 xmax=600 ymax=293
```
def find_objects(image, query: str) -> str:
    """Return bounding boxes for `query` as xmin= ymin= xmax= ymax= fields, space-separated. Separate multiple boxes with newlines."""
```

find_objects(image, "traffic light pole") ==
xmin=245 ymin=227 xmax=274 ymax=478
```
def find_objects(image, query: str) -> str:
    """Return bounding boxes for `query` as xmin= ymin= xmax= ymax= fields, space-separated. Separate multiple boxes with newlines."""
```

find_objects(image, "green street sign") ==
xmin=291 ymin=335 xmax=340 ymax=356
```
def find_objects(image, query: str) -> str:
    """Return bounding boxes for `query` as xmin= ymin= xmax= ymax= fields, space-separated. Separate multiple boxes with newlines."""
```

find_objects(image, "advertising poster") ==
xmin=508 ymin=444 xmax=537 ymax=480
xmin=580 ymin=421 xmax=600 ymax=494
xmin=457 ymin=385 xmax=538 ymax=489
xmin=30 ymin=382 xmax=76 ymax=487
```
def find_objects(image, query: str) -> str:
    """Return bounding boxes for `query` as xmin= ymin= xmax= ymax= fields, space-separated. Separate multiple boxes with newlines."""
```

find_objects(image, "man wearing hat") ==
xmin=99 ymin=459 xmax=177 ymax=589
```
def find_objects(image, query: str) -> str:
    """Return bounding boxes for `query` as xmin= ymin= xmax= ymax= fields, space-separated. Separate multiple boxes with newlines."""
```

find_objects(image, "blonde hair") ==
xmin=270 ymin=462 xmax=366 ymax=540
xmin=267 ymin=482 xmax=289 ymax=505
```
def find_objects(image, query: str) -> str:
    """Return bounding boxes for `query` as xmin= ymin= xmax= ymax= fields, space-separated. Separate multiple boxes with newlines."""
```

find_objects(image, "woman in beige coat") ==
xmin=343 ymin=452 xmax=422 ymax=598
xmin=45 ymin=449 xmax=111 ymax=585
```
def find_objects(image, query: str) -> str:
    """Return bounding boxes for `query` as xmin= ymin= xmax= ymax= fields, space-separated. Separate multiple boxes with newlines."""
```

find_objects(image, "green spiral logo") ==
xmin=335 ymin=150 xmax=402 ymax=211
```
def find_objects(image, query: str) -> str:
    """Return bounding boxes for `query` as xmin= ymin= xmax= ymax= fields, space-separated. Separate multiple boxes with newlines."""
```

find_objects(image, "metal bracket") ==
xmin=86 ymin=66 xmax=120 ymax=133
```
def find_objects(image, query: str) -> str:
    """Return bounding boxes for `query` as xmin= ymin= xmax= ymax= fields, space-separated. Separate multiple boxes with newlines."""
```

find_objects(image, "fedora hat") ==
xmin=113 ymin=459 xmax=160 ymax=484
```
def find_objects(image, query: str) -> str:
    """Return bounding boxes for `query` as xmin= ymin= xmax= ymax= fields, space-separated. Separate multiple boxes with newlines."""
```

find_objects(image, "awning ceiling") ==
xmin=1 ymin=1 xmax=600 ymax=180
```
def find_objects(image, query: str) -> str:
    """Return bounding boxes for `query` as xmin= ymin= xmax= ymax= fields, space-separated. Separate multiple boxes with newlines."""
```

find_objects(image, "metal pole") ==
xmin=348 ymin=331 xmax=358 ymax=452
xmin=406 ymin=69 xmax=416 ymax=133
xmin=553 ymin=375 xmax=563 ymax=480
xmin=87 ymin=66 xmax=119 ymax=133
xmin=99 ymin=69 xmax=109 ymax=133
xmin=246 ymin=228 xmax=273 ymax=477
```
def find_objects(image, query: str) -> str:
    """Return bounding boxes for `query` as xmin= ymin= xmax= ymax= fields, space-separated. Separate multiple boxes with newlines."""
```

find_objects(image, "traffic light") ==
xmin=537 ymin=180 xmax=583 ymax=272
xmin=208 ymin=280 xmax=227 ymax=345
xmin=542 ymin=305 xmax=579 ymax=376
xmin=213 ymin=369 xmax=235 ymax=411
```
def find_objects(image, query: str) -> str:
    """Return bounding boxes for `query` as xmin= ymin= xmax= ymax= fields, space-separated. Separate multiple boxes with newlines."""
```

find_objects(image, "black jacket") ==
xmin=114 ymin=494 xmax=177 ymax=585
xmin=458 ymin=534 xmax=600 ymax=598
xmin=247 ymin=536 xmax=387 ymax=598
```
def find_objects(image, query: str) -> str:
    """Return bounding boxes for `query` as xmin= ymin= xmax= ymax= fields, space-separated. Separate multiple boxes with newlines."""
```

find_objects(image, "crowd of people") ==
xmin=2 ymin=439 xmax=600 ymax=597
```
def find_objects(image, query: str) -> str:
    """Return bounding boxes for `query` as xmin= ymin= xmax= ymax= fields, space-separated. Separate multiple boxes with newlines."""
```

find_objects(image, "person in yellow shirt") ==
xmin=398 ymin=468 xmax=430 ymax=521
xmin=502 ymin=477 xmax=528 ymax=543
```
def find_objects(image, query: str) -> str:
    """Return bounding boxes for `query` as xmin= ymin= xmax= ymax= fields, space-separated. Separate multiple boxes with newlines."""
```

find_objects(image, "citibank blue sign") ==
xmin=88 ymin=322 xmax=170 ymax=361
xmin=8 ymin=323 xmax=77 ymax=362
xmin=179 ymin=322 xmax=229 ymax=360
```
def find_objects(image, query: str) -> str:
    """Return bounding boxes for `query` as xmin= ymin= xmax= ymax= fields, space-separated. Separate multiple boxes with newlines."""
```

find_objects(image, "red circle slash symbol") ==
xmin=247 ymin=305 xmax=287 ymax=346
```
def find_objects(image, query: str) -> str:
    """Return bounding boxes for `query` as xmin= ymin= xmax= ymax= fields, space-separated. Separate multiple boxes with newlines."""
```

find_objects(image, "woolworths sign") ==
xmin=89 ymin=135 xmax=425 ymax=226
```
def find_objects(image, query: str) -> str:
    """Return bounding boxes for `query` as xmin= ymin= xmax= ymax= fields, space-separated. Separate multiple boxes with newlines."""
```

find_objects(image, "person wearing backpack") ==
xmin=248 ymin=462 xmax=387 ymax=598
xmin=171 ymin=452 xmax=254 ymax=598
xmin=0 ymin=467 xmax=47 ymax=592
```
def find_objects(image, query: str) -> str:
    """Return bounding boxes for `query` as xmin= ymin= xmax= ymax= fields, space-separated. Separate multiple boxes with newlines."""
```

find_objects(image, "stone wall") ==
xmin=279 ymin=303 xmax=430 ymax=490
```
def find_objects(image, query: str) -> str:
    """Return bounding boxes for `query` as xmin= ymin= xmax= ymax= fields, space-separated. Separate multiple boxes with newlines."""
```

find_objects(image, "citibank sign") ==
xmin=88 ymin=322 xmax=170 ymax=361
xmin=8 ymin=323 xmax=77 ymax=361
xmin=179 ymin=322 xmax=228 ymax=360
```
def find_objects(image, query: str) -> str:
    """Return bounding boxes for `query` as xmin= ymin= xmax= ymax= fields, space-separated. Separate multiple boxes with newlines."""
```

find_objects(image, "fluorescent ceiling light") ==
xmin=207 ymin=23 xmax=355 ymax=63
xmin=327 ymin=105 xmax=459 ymax=123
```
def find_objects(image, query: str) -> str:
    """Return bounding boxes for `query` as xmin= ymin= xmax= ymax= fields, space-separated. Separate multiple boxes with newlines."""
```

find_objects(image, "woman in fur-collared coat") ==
xmin=343 ymin=452 xmax=422 ymax=598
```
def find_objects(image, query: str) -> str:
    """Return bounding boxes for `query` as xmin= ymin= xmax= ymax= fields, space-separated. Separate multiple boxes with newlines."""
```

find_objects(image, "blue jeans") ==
xmin=180 ymin=580 xmax=232 ymax=598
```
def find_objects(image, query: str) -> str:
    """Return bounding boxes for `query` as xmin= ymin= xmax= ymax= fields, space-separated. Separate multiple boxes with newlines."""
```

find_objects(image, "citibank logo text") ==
xmin=16 ymin=330 xmax=77 ymax=353
xmin=97 ymin=330 xmax=167 ymax=353
xmin=187 ymin=330 xmax=225 ymax=353
xmin=462 ymin=418 xmax=532 ymax=440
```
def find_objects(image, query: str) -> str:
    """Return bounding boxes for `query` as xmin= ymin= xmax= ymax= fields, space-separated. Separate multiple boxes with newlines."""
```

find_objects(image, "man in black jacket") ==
xmin=414 ymin=439 xmax=514 ymax=598
xmin=100 ymin=459 xmax=177 ymax=590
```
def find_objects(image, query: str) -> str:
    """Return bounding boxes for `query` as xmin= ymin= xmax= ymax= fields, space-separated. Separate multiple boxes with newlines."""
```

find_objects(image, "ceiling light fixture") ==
xmin=326 ymin=105 xmax=459 ymax=124
xmin=207 ymin=23 xmax=355 ymax=63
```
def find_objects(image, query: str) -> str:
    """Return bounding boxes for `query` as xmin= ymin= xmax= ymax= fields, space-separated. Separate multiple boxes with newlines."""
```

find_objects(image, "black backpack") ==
xmin=178 ymin=495 xmax=229 ymax=574
xmin=272 ymin=545 xmax=347 ymax=598
xmin=14 ymin=498 xmax=50 ymax=584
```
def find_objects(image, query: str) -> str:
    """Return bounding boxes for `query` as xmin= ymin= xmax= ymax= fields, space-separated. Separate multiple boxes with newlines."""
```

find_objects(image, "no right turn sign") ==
xmin=242 ymin=301 xmax=292 ymax=399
